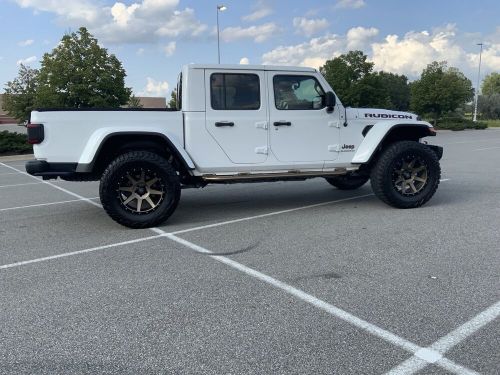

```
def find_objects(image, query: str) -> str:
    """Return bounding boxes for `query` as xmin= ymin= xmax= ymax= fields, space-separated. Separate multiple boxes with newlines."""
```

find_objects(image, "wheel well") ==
xmin=381 ymin=125 xmax=430 ymax=146
xmin=91 ymin=134 xmax=190 ymax=178
xmin=360 ymin=125 xmax=433 ymax=172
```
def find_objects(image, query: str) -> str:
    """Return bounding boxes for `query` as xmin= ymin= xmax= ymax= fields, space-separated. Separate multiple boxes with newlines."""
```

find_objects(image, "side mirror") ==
xmin=325 ymin=91 xmax=336 ymax=112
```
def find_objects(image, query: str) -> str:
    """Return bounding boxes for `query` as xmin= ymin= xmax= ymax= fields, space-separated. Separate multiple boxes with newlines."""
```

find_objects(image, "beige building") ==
xmin=137 ymin=97 xmax=167 ymax=108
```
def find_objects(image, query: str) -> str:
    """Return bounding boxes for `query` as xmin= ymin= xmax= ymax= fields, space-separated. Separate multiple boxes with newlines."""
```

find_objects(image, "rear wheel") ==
xmin=325 ymin=174 xmax=369 ymax=190
xmin=370 ymin=141 xmax=440 ymax=208
xmin=100 ymin=151 xmax=180 ymax=228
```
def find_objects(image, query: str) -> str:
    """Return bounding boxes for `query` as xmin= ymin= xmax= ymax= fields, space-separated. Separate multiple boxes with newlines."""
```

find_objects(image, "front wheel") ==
xmin=100 ymin=151 xmax=181 ymax=228
xmin=370 ymin=141 xmax=441 ymax=208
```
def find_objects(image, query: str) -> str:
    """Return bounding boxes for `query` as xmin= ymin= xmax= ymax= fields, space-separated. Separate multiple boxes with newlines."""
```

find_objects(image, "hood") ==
xmin=347 ymin=108 xmax=418 ymax=122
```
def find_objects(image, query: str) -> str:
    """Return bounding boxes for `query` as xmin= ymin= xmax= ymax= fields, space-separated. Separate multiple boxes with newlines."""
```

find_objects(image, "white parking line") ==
xmin=0 ymin=234 xmax=164 ymax=270
xmin=0 ymin=197 xmax=99 ymax=212
xmin=386 ymin=300 xmax=500 ymax=374
xmin=162 ymin=232 xmax=477 ymax=375
xmin=0 ymin=172 xmax=23 ymax=176
xmin=0 ymin=181 xmax=43 ymax=188
xmin=0 ymin=163 xmax=102 ymax=208
xmin=171 ymin=194 xmax=374 ymax=235
xmin=472 ymin=146 xmax=500 ymax=151
xmin=442 ymin=138 xmax=500 ymax=145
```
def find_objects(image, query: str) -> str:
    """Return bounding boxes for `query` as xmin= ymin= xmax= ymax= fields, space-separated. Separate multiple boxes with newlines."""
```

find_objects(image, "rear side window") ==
xmin=210 ymin=73 xmax=260 ymax=110
xmin=273 ymin=75 xmax=326 ymax=110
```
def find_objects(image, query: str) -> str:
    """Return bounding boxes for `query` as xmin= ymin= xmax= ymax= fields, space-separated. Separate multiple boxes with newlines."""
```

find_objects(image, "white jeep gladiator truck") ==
xmin=26 ymin=64 xmax=443 ymax=228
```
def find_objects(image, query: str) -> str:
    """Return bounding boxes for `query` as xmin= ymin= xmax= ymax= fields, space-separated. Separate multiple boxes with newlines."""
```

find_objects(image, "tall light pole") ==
xmin=473 ymin=43 xmax=484 ymax=122
xmin=216 ymin=5 xmax=227 ymax=64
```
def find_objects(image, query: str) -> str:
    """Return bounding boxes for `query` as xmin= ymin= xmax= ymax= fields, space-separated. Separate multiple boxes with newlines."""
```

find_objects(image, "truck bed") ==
xmin=30 ymin=109 xmax=184 ymax=165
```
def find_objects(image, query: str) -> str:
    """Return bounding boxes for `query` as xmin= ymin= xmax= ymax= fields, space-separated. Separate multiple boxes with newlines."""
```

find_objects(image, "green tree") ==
xmin=410 ymin=61 xmax=473 ymax=124
xmin=36 ymin=27 xmax=131 ymax=108
xmin=168 ymin=89 xmax=177 ymax=109
xmin=376 ymin=71 xmax=410 ymax=111
xmin=3 ymin=64 xmax=39 ymax=123
xmin=478 ymin=94 xmax=500 ymax=119
xmin=320 ymin=50 xmax=410 ymax=110
xmin=481 ymin=72 xmax=500 ymax=96
xmin=320 ymin=50 xmax=374 ymax=107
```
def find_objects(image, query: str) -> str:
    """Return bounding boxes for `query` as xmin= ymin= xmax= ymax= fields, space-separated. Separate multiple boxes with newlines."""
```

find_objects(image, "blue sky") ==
xmin=1 ymin=0 xmax=499 ymax=97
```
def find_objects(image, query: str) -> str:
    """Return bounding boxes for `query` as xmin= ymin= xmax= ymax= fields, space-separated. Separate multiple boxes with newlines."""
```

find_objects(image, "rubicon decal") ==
xmin=365 ymin=113 xmax=413 ymax=119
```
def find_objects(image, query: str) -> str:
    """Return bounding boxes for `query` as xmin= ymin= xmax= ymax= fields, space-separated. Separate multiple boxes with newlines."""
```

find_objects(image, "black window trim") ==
xmin=210 ymin=72 xmax=261 ymax=111
xmin=272 ymin=74 xmax=327 ymax=111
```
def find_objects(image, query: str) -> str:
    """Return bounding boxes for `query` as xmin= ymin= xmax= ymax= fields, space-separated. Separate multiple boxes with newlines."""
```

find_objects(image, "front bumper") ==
xmin=25 ymin=160 xmax=78 ymax=180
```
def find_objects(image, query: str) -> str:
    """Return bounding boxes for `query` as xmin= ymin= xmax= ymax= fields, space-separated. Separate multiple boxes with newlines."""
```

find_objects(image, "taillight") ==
xmin=27 ymin=123 xmax=44 ymax=144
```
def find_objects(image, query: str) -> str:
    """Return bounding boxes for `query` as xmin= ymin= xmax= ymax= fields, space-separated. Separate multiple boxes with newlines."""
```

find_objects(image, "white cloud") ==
xmin=15 ymin=0 xmax=101 ymax=24
xmin=16 ymin=56 xmax=37 ymax=65
xmin=242 ymin=1 xmax=272 ymax=22
xmin=18 ymin=39 xmax=34 ymax=47
xmin=163 ymin=41 xmax=176 ymax=56
xmin=14 ymin=1 xmax=207 ymax=45
xmin=137 ymin=48 xmax=145 ymax=55
xmin=262 ymin=34 xmax=344 ymax=68
xmin=346 ymin=26 xmax=378 ymax=50
xmin=140 ymin=77 xmax=169 ymax=96
xmin=371 ymin=24 xmax=467 ymax=76
xmin=221 ymin=23 xmax=279 ymax=43
xmin=293 ymin=17 xmax=329 ymax=37
xmin=111 ymin=2 xmax=140 ymax=27
xmin=155 ymin=8 xmax=207 ymax=38
xmin=239 ymin=57 xmax=250 ymax=65
xmin=334 ymin=0 xmax=366 ymax=9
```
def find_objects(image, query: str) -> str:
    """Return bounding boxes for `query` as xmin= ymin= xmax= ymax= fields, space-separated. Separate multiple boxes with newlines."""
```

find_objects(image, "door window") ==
xmin=273 ymin=75 xmax=326 ymax=110
xmin=210 ymin=73 xmax=260 ymax=110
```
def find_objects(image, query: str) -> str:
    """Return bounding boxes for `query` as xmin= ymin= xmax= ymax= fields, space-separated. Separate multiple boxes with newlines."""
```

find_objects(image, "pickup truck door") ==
xmin=205 ymin=69 xmax=268 ymax=164
xmin=267 ymin=72 xmax=340 ymax=164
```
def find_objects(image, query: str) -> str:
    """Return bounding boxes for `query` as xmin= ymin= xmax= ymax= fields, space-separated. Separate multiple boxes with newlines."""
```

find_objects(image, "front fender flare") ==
xmin=352 ymin=121 xmax=434 ymax=164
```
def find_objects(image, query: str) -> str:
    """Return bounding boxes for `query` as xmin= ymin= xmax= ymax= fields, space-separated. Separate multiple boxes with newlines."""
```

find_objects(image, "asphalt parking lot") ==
xmin=0 ymin=130 xmax=499 ymax=375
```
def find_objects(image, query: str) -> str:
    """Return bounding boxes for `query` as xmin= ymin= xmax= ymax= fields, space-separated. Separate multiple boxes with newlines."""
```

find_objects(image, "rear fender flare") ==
xmin=76 ymin=128 xmax=195 ymax=172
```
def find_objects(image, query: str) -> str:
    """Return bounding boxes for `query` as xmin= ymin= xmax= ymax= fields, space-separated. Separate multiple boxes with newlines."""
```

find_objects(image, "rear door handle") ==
xmin=215 ymin=121 xmax=235 ymax=127
xmin=273 ymin=121 xmax=291 ymax=126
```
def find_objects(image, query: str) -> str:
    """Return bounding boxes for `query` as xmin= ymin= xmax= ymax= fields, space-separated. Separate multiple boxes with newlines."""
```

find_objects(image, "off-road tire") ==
xmin=325 ymin=174 xmax=369 ymax=190
xmin=370 ymin=141 xmax=440 ymax=208
xmin=100 ymin=151 xmax=181 ymax=228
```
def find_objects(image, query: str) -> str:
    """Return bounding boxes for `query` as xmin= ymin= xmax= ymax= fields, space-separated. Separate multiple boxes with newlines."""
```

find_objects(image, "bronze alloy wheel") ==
xmin=116 ymin=167 xmax=166 ymax=214
xmin=391 ymin=154 xmax=428 ymax=196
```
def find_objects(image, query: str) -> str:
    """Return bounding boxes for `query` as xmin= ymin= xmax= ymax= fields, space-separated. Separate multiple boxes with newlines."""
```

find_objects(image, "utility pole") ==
xmin=473 ymin=43 xmax=483 ymax=122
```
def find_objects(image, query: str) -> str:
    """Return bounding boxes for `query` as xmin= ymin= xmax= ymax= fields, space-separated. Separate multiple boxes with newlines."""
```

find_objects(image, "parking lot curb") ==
xmin=0 ymin=154 xmax=34 ymax=162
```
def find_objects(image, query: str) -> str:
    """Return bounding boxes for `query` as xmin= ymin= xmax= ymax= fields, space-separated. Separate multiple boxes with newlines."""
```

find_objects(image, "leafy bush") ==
xmin=0 ymin=130 xmax=32 ymax=155
xmin=436 ymin=117 xmax=487 ymax=131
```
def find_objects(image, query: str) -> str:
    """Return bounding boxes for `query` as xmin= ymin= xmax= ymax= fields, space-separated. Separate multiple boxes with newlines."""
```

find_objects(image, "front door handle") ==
xmin=273 ymin=121 xmax=291 ymax=126
xmin=215 ymin=121 xmax=235 ymax=127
